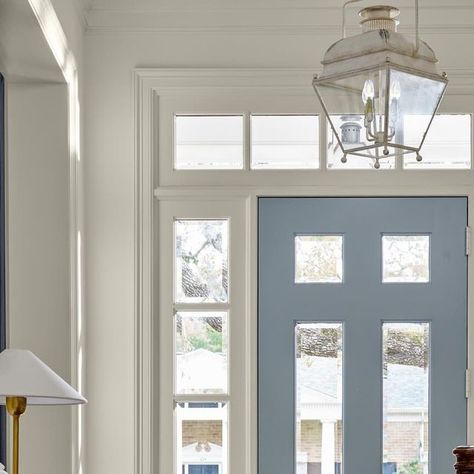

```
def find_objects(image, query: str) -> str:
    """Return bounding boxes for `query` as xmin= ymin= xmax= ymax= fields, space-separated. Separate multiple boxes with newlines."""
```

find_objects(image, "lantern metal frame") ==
xmin=313 ymin=0 xmax=449 ymax=167
xmin=313 ymin=61 xmax=448 ymax=162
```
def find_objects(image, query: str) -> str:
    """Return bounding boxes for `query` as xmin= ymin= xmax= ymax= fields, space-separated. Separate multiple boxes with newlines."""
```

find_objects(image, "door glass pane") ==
xmin=404 ymin=114 xmax=472 ymax=169
xmin=175 ymin=312 xmax=228 ymax=395
xmin=251 ymin=115 xmax=319 ymax=169
xmin=175 ymin=220 xmax=229 ymax=303
xmin=296 ymin=323 xmax=343 ymax=474
xmin=176 ymin=403 xmax=228 ymax=474
xmin=175 ymin=115 xmax=244 ymax=170
xmin=295 ymin=235 xmax=343 ymax=283
xmin=382 ymin=235 xmax=430 ymax=283
xmin=383 ymin=323 xmax=430 ymax=474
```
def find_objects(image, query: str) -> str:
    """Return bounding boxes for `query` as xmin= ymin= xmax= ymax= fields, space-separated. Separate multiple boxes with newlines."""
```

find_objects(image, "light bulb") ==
xmin=362 ymin=79 xmax=375 ymax=104
xmin=390 ymin=80 xmax=401 ymax=100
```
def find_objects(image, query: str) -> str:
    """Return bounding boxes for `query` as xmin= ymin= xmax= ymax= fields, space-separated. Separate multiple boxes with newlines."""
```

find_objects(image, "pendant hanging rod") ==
xmin=342 ymin=0 xmax=363 ymax=38
xmin=342 ymin=0 xmax=420 ymax=52
xmin=415 ymin=0 xmax=420 ymax=52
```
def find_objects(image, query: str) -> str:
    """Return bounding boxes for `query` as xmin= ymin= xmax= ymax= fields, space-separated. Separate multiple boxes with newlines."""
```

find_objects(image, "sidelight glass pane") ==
xmin=175 ymin=115 xmax=244 ymax=169
xmin=175 ymin=219 xmax=229 ymax=303
xmin=175 ymin=312 xmax=228 ymax=395
xmin=295 ymin=235 xmax=343 ymax=283
xmin=295 ymin=323 xmax=343 ymax=474
xmin=382 ymin=235 xmax=430 ymax=283
xmin=251 ymin=115 xmax=319 ymax=169
xmin=383 ymin=323 xmax=430 ymax=474
xmin=176 ymin=402 xmax=228 ymax=474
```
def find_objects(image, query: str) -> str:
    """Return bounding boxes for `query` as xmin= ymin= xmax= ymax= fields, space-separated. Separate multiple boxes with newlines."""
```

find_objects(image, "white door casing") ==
xmin=134 ymin=68 xmax=474 ymax=474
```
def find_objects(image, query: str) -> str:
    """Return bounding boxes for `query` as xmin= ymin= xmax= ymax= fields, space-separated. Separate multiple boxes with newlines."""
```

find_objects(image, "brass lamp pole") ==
xmin=6 ymin=397 xmax=27 ymax=474
xmin=0 ymin=350 xmax=86 ymax=474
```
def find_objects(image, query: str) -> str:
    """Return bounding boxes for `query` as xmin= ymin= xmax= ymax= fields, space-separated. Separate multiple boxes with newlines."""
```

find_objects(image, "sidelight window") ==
xmin=173 ymin=218 xmax=232 ymax=474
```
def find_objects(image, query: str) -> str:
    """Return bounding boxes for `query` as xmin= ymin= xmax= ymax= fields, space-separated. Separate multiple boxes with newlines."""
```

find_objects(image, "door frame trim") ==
xmin=149 ymin=185 xmax=473 ymax=474
xmin=137 ymin=67 xmax=474 ymax=474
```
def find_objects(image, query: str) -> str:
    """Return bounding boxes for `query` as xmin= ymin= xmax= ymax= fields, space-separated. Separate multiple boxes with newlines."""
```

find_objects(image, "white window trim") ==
xmin=133 ymin=68 xmax=474 ymax=474
xmin=158 ymin=199 xmax=249 ymax=474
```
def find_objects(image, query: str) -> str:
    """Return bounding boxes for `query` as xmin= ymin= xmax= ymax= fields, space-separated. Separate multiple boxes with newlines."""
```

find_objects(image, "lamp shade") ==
xmin=0 ymin=349 xmax=86 ymax=405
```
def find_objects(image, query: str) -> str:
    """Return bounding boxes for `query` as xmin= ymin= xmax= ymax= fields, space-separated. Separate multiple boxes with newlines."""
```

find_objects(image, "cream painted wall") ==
xmin=7 ymin=82 xmax=71 ymax=474
xmin=2 ymin=1 xmax=85 ymax=474
xmin=83 ymin=16 xmax=474 ymax=474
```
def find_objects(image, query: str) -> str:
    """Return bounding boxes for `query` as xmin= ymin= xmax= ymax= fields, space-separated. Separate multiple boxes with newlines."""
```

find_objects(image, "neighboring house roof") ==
xmin=384 ymin=363 xmax=428 ymax=409
xmin=297 ymin=357 xmax=428 ymax=410
xmin=300 ymin=384 xmax=336 ymax=405
xmin=177 ymin=348 xmax=226 ymax=393
xmin=177 ymin=350 xmax=428 ymax=410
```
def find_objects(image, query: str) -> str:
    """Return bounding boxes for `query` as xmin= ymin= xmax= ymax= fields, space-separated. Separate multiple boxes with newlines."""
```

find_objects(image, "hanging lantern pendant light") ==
xmin=313 ymin=1 xmax=448 ymax=169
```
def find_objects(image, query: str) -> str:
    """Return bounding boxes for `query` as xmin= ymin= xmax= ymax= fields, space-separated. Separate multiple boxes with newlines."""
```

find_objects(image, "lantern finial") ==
xmin=359 ymin=5 xmax=400 ymax=32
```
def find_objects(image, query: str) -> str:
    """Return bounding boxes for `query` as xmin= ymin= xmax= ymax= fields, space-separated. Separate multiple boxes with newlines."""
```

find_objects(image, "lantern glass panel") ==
xmin=316 ymin=68 xmax=398 ymax=158
xmin=388 ymin=69 xmax=446 ymax=150
xmin=327 ymin=115 xmax=396 ymax=169
xmin=316 ymin=67 xmax=446 ymax=160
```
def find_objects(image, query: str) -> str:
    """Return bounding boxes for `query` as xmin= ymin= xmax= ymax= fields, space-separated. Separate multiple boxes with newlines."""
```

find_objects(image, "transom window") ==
xmin=174 ymin=113 xmax=471 ymax=171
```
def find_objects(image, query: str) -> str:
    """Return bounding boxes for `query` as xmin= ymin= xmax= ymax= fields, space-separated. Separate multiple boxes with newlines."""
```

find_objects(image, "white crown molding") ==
xmin=84 ymin=3 xmax=474 ymax=34
xmin=89 ymin=0 xmax=474 ymax=11
xmin=85 ymin=24 xmax=474 ymax=36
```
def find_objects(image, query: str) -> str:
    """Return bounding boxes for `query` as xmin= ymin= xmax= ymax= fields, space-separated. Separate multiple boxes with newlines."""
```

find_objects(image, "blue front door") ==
xmin=259 ymin=197 xmax=467 ymax=474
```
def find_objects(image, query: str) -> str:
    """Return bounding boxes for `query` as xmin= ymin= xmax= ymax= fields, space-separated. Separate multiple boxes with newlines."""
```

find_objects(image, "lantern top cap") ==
xmin=317 ymin=3 xmax=444 ymax=80
xmin=322 ymin=30 xmax=437 ymax=65
xmin=359 ymin=5 xmax=400 ymax=32
xmin=359 ymin=5 xmax=399 ymax=19
xmin=319 ymin=29 xmax=441 ymax=79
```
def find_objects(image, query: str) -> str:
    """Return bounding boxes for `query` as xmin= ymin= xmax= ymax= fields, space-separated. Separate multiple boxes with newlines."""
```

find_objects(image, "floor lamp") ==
xmin=0 ymin=349 xmax=87 ymax=474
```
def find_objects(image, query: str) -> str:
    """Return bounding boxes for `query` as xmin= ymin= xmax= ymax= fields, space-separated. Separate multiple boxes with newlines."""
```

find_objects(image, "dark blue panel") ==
xmin=188 ymin=465 xmax=219 ymax=474
xmin=259 ymin=197 xmax=467 ymax=474
xmin=0 ymin=74 xmax=6 ymax=468
xmin=383 ymin=463 xmax=397 ymax=474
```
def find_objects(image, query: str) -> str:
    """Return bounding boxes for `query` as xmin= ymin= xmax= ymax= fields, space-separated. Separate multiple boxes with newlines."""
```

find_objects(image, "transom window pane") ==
xmin=382 ymin=235 xmax=430 ymax=283
xmin=383 ymin=323 xmax=430 ymax=474
xmin=175 ymin=312 xmax=228 ymax=395
xmin=175 ymin=115 xmax=244 ymax=170
xmin=404 ymin=114 xmax=472 ymax=169
xmin=251 ymin=115 xmax=319 ymax=169
xmin=176 ymin=403 xmax=228 ymax=474
xmin=295 ymin=235 xmax=343 ymax=283
xmin=327 ymin=115 xmax=396 ymax=170
xmin=175 ymin=220 xmax=229 ymax=303
xmin=296 ymin=323 xmax=343 ymax=474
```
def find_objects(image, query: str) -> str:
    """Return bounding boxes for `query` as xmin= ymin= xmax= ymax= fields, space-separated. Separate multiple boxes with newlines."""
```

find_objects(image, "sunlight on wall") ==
xmin=25 ymin=2 xmax=84 ymax=474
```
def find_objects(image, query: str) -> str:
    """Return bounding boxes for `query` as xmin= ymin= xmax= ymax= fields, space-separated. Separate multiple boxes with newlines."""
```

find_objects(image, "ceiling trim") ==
xmin=85 ymin=24 xmax=474 ymax=36
xmin=87 ymin=0 xmax=474 ymax=12
xmin=84 ymin=4 xmax=474 ymax=35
